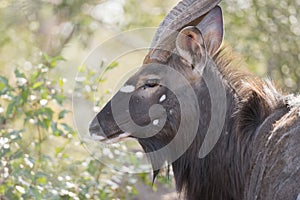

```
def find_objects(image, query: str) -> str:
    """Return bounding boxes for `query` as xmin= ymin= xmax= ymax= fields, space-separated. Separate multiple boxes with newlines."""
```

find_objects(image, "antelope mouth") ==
xmin=90 ymin=132 xmax=132 ymax=144
xmin=89 ymin=117 xmax=132 ymax=144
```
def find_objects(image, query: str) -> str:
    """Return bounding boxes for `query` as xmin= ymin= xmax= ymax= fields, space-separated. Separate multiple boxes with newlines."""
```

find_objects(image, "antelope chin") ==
xmin=91 ymin=132 xmax=132 ymax=144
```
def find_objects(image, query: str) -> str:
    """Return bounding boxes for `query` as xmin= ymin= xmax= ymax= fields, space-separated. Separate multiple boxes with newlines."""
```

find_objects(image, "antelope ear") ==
xmin=196 ymin=6 xmax=223 ymax=56
xmin=176 ymin=26 xmax=207 ymax=70
xmin=175 ymin=6 xmax=223 ymax=69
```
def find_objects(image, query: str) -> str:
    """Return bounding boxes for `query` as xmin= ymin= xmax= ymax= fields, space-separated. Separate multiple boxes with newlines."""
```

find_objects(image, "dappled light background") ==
xmin=0 ymin=0 xmax=300 ymax=199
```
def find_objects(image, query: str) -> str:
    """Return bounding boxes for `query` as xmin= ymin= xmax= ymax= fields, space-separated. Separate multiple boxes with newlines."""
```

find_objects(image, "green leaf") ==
xmin=10 ymin=150 xmax=23 ymax=160
xmin=87 ymin=160 xmax=99 ymax=176
xmin=6 ymin=100 xmax=16 ymax=117
xmin=7 ymin=129 xmax=23 ymax=142
xmin=55 ymin=147 xmax=64 ymax=154
xmin=5 ymin=187 xmax=19 ymax=200
xmin=0 ymin=82 xmax=6 ymax=94
xmin=41 ymin=52 xmax=50 ymax=62
xmin=0 ymin=75 xmax=10 ymax=95
xmin=50 ymin=60 xmax=57 ymax=68
xmin=35 ymin=107 xmax=54 ymax=129
xmin=32 ymin=82 xmax=44 ymax=90
xmin=41 ymin=89 xmax=49 ymax=99
xmin=20 ymin=88 xmax=29 ymax=105
xmin=53 ymin=130 xmax=63 ymax=136
xmin=39 ymin=118 xmax=51 ymax=129
xmin=37 ymin=107 xmax=54 ymax=120
xmin=52 ymin=55 xmax=66 ymax=62
xmin=0 ymin=81 xmax=5 ymax=90
xmin=51 ymin=121 xmax=57 ymax=132
xmin=53 ymin=94 xmax=66 ymax=105
xmin=51 ymin=122 xmax=63 ymax=136
xmin=105 ymin=61 xmax=119 ymax=72
xmin=24 ymin=187 xmax=40 ymax=199
xmin=36 ymin=176 xmax=47 ymax=185
xmin=58 ymin=78 xmax=64 ymax=88
xmin=0 ymin=75 xmax=8 ymax=85
xmin=29 ymin=71 xmax=41 ymax=83
xmin=61 ymin=123 xmax=74 ymax=134
xmin=14 ymin=68 xmax=26 ymax=78
xmin=58 ymin=110 xmax=69 ymax=120
xmin=49 ymin=55 xmax=66 ymax=68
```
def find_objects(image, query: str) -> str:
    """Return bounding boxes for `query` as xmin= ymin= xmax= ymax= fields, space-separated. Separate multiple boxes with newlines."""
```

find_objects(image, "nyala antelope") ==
xmin=89 ymin=0 xmax=300 ymax=199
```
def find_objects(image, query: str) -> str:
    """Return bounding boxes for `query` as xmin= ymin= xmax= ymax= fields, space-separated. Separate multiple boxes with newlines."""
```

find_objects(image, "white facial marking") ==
xmin=119 ymin=132 xmax=131 ymax=138
xmin=91 ymin=134 xmax=106 ymax=141
xmin=103 ymin=132 xmax=131 ymax=144
xmin=120 ymin=85 xmax=135 ymax=93
xmin=159 ymin=94 xmax=166 ymax=102
xmin=153 ymin=119 xmax=159 ymax=126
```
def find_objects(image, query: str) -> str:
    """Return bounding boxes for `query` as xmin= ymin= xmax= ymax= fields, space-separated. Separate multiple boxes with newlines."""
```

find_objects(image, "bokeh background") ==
xmin=0 ymin=0 xmax=299 ymax=199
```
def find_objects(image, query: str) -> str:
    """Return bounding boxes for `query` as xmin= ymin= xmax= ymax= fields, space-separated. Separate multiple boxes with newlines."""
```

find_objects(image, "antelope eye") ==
xmin=144 ymin=79 xmax=159 ymax=88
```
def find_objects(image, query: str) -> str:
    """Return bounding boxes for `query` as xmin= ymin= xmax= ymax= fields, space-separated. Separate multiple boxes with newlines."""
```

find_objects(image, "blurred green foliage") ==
xmin=222 ymin=0 xmax=300 ymax=92
xmin=0 ymin=1 xmax=173 ymax=199
xmin=0 ymin=54 xmax=143 ymax=199
xmin=1 ymin=0 xmax=300 ymax=199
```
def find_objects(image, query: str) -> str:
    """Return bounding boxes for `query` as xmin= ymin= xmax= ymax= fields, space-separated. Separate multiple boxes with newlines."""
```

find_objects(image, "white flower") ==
xmin=3 ymin=167 xmax=9 ymax=178
xmin=15 ymin=185 xmax=25 ymax=194
xmin=29 ymin=119 xmax=37 ymax=124
xmin=51 ymin=189 xmax=58 ymax=195
xmin=66 ymin=181 xmax=75 ymax=188
xmin=1 ymin=94 xmax=12 ymax=100
xmin=41 ymin=67 xmax=48 ymax=73
xmin=18 ymin=176 xmax=30 ymax=187
xmin=0 ymin=137 xmax=9 ymax=149
xmin=10 ymin=134 xmax=17 ymax=140
xmin=39 ymin=99 xmax=48 ymax=106
xmin=37 ymin=63 xmax=43 ymax=68
xmin=24 ymin=157 xmax=34 ymax=168
xmin=104 ymin=179 xmax=119 ymax=190
xmin=37 ymin=186 xmax=44 ymax=191
xmin=16 ymin=77 xmax=27 ymax=86
xmin=30 ymin=95 xmax=37 ymax=101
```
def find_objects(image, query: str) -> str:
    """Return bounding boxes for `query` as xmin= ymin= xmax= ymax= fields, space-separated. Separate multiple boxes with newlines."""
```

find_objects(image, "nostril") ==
xmin=89 ymin=118 xmax=101 ymax=135
xmin=88 ymin=120 xmax=107 ymax=141
xmin=89 ymin=123 xmax=100 ymax=132
xmin=89 ymin=125 xmax=100 ymax=132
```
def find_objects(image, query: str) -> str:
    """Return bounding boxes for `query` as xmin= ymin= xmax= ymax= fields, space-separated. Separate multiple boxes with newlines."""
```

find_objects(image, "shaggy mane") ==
xmin=150 ymin=47 xmax=289 ymax=200
xmin=213 ymin=47 xmax=285 ymax=134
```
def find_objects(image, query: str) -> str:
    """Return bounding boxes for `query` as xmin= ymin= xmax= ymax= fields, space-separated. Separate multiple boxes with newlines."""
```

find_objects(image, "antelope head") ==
xmin=89 ymin=0 xmax=223 ymax=170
